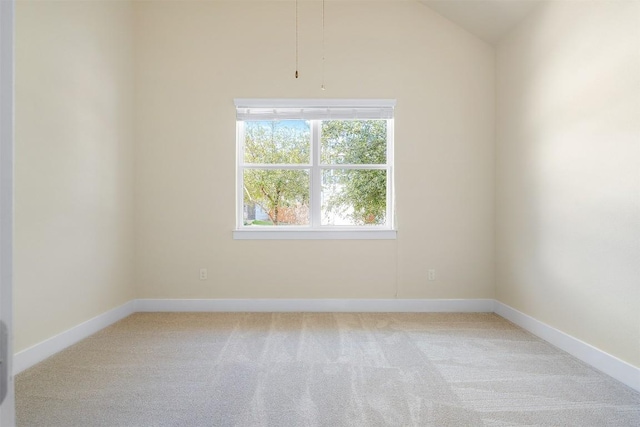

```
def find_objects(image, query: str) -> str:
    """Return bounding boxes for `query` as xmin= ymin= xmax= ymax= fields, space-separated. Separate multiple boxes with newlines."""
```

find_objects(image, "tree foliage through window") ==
xmin=243 ymin=121 xmax=310 ymax=225
xmin=321 ymin=120 xmax=387 ymax=225
xmin=242 ymin=119 xmax=389 ymax=226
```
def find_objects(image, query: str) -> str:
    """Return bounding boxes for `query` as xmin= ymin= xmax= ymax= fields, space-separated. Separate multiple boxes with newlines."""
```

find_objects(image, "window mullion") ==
xmin=243 ymin=164 xmax=311 ymax=170
xmin=319 ymin=164 xmax=387 ymax=170
xmin=311 ymin=121 xmax=322 ymax=228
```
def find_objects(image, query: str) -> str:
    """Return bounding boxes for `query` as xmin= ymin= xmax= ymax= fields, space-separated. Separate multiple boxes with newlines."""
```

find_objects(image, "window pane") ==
xmin=322 ymin=169 xmax=387 ymax=226
xmin=321 ymin=120 xmax=387 ymax=165
xmin=243 ymin=169 xmax=310 ymax=226
xmin=244 ymin=120 xmax=310 ymax=164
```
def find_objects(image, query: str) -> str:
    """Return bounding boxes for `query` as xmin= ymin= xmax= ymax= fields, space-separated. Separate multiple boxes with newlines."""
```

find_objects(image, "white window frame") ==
xmin=234 ymin=99 xmax=396 ymax=240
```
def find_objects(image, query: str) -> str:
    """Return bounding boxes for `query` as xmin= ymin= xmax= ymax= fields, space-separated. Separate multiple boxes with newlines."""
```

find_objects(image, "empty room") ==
xmin=0 ymin=0 xmax=638 ymax=425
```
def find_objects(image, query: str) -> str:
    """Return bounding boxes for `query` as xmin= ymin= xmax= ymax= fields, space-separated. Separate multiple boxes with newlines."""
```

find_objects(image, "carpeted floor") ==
xmin=16 ymin=312 xmax=640 ymax=426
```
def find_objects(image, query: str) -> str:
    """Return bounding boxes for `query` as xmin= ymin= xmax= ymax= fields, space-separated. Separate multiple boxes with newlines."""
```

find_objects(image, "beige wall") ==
xmin=133 ymin=1 xmax=495 ymax=300
xmin=15 ymin=1 xmax=136 ymax=352
xmin=496 ymin=1 xmax=640 ymax=366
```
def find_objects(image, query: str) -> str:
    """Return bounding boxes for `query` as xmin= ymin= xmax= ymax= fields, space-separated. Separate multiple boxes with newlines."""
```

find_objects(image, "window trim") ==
xmin=232 ymin=229 xmax=397 ymax=240
xmin=234 ymin=99 xmax=396 ymax=240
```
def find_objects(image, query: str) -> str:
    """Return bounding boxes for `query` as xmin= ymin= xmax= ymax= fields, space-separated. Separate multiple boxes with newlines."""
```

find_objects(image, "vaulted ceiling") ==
xmin=420 ymin=0 xmax=543 ymax=44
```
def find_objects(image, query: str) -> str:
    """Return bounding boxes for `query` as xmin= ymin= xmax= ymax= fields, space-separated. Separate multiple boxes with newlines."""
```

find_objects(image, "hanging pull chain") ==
xmin=295 ymin=0 xmax=299 ymax=79
xmin=321 ymin=0 xmax=325 ymax=90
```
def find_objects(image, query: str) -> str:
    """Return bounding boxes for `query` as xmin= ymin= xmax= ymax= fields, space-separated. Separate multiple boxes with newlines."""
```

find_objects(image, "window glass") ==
xmin=321 ymin=120 xmax=386 ymax=165
xmin=322 ymin=169 xmax=387 ymax=226
xmin=243 ymin=169 xmax=310 ymax=226
xmin=244 ymin=120 xmax=310 ymax=164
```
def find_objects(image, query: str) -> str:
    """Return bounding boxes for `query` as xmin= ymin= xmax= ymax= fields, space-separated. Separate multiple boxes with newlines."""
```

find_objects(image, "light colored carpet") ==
xmin=16 ymin=312 xmax=640 ymax=426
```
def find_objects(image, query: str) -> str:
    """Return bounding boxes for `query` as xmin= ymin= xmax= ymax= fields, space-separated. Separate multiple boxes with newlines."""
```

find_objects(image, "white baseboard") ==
xmin=134 ymin=298 xmax=495 ymax=313
xmin=13 ymin=301 xmax=135 ymax=375
xmin=494 ymin=301 xmax=640 ymax=392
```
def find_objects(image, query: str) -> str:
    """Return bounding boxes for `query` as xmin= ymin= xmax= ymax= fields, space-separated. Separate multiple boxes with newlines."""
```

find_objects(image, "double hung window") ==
xmin=234 ymin=99 xmax=395 ymax=239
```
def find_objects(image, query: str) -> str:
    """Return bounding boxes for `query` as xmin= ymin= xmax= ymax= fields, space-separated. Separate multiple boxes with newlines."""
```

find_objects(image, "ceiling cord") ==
xmin=295 ymin=0 xmax=299 ymax=79
xmin=321 ymin=0 xmax=326 ymax=90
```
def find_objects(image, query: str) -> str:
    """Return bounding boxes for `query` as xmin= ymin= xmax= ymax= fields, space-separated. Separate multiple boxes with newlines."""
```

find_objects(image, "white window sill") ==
xmin=233 ymin=229 xmax=397 ymax=240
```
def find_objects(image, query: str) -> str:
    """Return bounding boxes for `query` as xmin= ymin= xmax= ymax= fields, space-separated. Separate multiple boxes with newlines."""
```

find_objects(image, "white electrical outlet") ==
xmin=428 ymin=269 xmax=436 ymax=281
xmin=199 ymin=268 xmax=208 ymax=280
